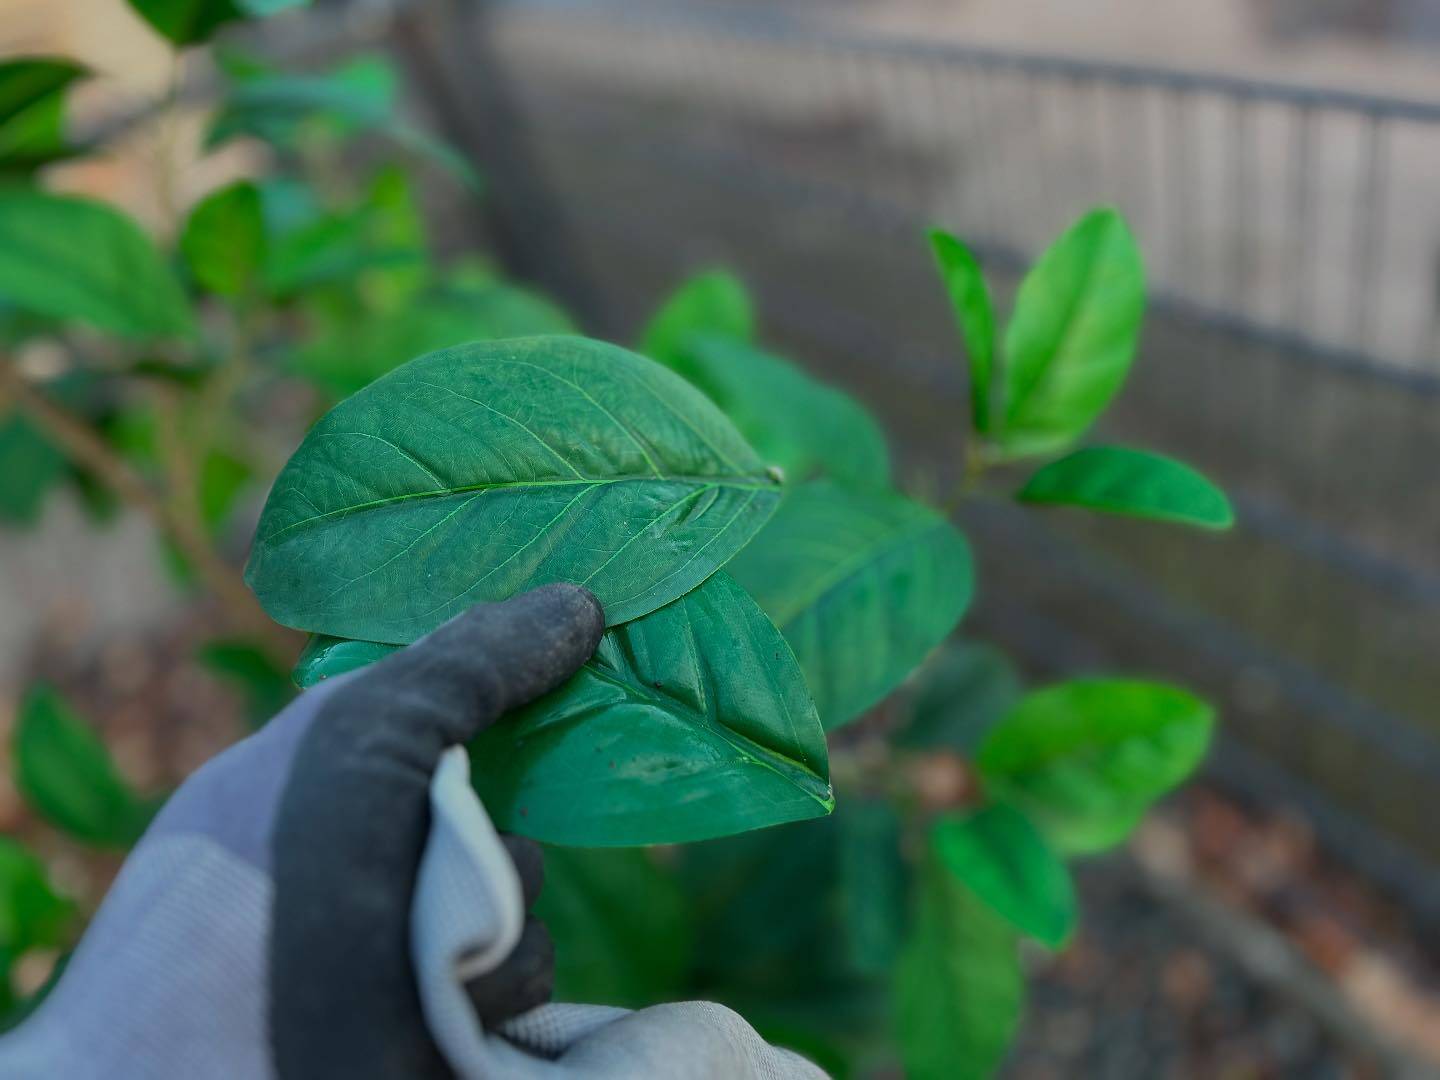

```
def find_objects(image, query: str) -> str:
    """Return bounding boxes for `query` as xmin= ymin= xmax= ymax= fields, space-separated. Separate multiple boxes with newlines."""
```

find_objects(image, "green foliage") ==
xmin=539 ymin=846 xmax=692 ymax=1006
xmin=932 ymin=805 xmax=1076 ymax=948
xmin=1017 ymin=444 xmax=1234 ymax=529
xmin=245 ymin=336 xmax=782 ymax=641
xmin=640 ymin=269 xmax=755 ymax=373
xmin=0 ymin=191 xmax=193 ymax=339
xmin=292 ymin=635 xmax=398 ymax=687
xmin=13 ymin=686 xmax=159 ymax=849
xmin=729 ymin=481 xmax=972 ymax=730
xmin=0 ymin=411 xmax=65 ymax=524
xmin=128 ymin=0 xmax=309 ymax=47
xmin=836 ymin=800 xmax=906 ymax=976
xmin=897 ymin=639 xmax=1021 ymax=754
xmin=208 ymin=56 xmax=476 ymax=187
xmin=0 ymin=839 xmax=73 ymax=1015
xmin=999 ymin=207 xmax=1144 ymax=457
xmin=896 ymin=840 xmax=1024 ymax=1080
xmin=197 ymin=639 xmax=295 ymax=724
xmin=181 ymin=180 xmax=265 ymax=299
xmin=929 ymin=229 xmax=996 ymax=434
xmin=978 ymin=679 xmax=1214 ymax=855
xmin=664 ymin=336 xmax=891 ymax=489
xmin=470 ymin=572 xmax=832 ymax=845
xmin=0 ymin=58 xmax=88 ymax=175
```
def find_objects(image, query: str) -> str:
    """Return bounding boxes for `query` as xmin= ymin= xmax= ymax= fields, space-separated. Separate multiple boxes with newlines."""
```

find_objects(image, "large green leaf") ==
xmin=640 ymin=269 xmax=754 ymax=372
xmin=929 ymin=229 xmax=996 ymax=434
xmin=180 ymin=180 xmax=265 ymax=299
xmin=470 ymin=572 xmax=832 ymax=846
xmin=246 ymin=335 xmax=782 ymax=641
xmin=669 ymin=336 xmax=890 ymax=490
xmin=0 ymin=59 xmax=87 ymax=174
xmin=0 ymin=410 xmax=65 ymax=525
xmin=538 ymin=846 xmax=692 ymax=1006
xmin=932 ymin=805 xmax=1076 ymax=948
xmin=127 ymin=0 xmax=309 ymax=46
xmin=1000 ymin=207 xmax=1144 ymax=457
xmin=896 ymin=840 xmax=1024 ymax=1080
xmin=1017 ymin=444 xmax=1233 ymax=529
xmin=13 ymin=685 xmax=159 ymax=848
xmin=0 ymin=191 xmax=193 ymax=338
xmin=729 ymin=481 xmax=972 ymax=730
xmin=978 ymin=679 xmax=1214 ymax=855
xmin=897 ymin=639 xmax=1021 ymax=754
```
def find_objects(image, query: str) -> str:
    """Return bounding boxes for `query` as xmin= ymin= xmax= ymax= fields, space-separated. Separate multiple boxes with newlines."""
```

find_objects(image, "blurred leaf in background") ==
xmin=197 ymin=639 xmax=294 ymax=726
xmin=0 ymin=59 xmax=88 ymax=177
xmin=929 ymin=229 xmax=995 ymax=435
xmin=128 ymin=0 xmax=311 ymax=48
xmin=181 ymin=180 xmax=266 ymax=301
xmin=640 ymin=268 xmax=754 ymax=374
xmin=0 ymin=411 xmax=66 ymax=525
xmin=0 ymin=839 xmax=73 ymax=1016
xmin=1017 ymin=445 xmax=1234 ymax=529
xmin=897 ymin=639 xmax=1022 ymax=754
xmin=13 ymin=686 xmax=161 ymax=849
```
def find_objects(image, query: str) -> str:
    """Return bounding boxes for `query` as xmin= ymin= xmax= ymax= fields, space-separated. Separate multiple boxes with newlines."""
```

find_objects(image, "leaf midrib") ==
xmin=261 ymin=472 xmax=776 ymax=545
xmin=580 ymin=662 xmax=832 ymax=807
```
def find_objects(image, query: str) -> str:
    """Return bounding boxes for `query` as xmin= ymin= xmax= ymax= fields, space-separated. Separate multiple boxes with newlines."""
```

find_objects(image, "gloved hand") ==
xmin=0 ymin=585 xmax=827 ymax=1080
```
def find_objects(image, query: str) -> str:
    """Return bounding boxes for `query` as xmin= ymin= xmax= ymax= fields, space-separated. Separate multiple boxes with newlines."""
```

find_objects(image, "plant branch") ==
xmin=0 ymin=363 xmax=293 ymax=664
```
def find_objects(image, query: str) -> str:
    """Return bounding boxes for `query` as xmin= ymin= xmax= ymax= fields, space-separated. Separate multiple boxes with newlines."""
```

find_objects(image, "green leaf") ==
xmin=246 ymin=335 xmax=783 ymax=642
xmin=470 ymin=572 xmax=832 ymax=846
xmin=836 ymin=800 xmax=906 ymax=976
xmin=198 ymin=447 xmax=252 ymax=531
xmin=896 ymin=839 xmax=1024 ymax=1080
xmin=0 ymin=58 xmax=88 ymax=175
xmin=264 ymin=206 xmax=423 ymax=297
xmin=0 ymin=410 xmax=65 ymax=525
xmin=669 ymin=336 xmax=890 ymax=490
xmin=729 ymin=481 xmax=973 ymax=730
xmin=538 ymin=846 xmax=692 ymax=1006
xmin=197 ymin=638 xmax=294 ymax=725
xmin=897 ymin=639 xmax=1022 ymax=754
xmin=1016 ymin=444 xmax=1234 ymax=529
xmin=932 ymin=805 xmax=1076 ymax=948
xmin=181 ymin=180 xmax=265 ymax=299
xmin=928 ymin=229 xmax=996 ymax=434
xmin=127 ymin=0 xmax=308 ymax=46
xmin=291 ymin=634 xmax=397 ymax=687
xmin=0 ymin=838 xmax=73 ymax=956
xmin=1000 ymin=207 xmax=1144 ymax=457
xmin=978 ymin=679 xmax=1214 ymax=856
xmin=640 ymin=269 xmax=754 ymax=371
xmin=13 ymin=685 xmax=158 ymax=848
xmin=0 ymin=191 xmax=193 ymax=338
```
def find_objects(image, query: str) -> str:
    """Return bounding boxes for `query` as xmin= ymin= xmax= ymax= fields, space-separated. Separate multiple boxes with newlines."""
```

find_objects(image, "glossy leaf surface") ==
xmin=640 ymin=269 xmax=753 ymax=373
xmin=13 ymin=686 xmax=158 ymax=848
xmin=291 ymin=635 xmax=397 ymax=688
xmin=0 ymin=192 xmax=192 ymax=339
xmin=470 ymin=573 xmax=833 ymax=846
xmin=932 ymin=805 xmax=1076 ymax=948
xmin=896 ymin=841 xmax=1023 ymax=1080
xmin=1001 ymin=208 xmax=1143 ymax=457
xmin=929 ymin=229 xmax=996 ymax=433
xmin=978 ymin=679 xmax=1214 ymax=855
xmin=729 ymin=481 xmax=972 ymax=730
xmin=672 ymin=336 xmax=890 ymax=490
xmin=1017 ymin=444 xmax=1233 ymax=529
xmin=247 ymin=335 xmax=782 ymax=641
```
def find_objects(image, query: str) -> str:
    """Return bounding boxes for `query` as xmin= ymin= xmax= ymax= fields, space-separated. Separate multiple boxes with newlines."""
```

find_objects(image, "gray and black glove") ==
xmin=0 ymin=585 xmax=826 ymax=1080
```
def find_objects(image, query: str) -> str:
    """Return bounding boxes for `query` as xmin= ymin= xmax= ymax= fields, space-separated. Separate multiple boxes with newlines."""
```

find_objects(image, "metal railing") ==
xmin=403 ymin=0 xmax=1440 ymax=910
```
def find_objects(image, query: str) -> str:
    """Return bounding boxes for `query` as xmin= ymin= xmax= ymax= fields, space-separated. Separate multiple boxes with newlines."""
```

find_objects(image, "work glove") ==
xmin=0 ymin=584 xmax=826 ymax=1079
